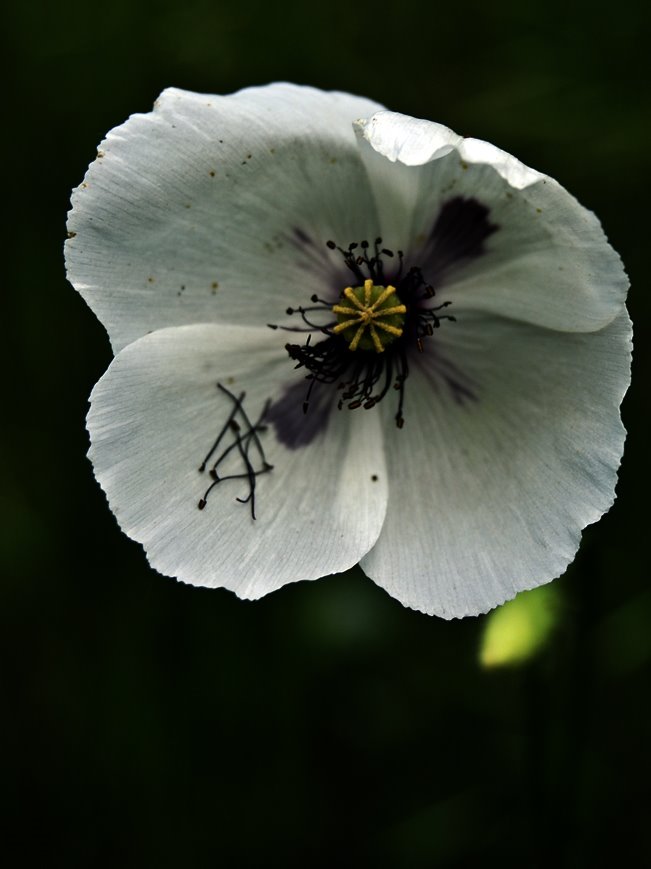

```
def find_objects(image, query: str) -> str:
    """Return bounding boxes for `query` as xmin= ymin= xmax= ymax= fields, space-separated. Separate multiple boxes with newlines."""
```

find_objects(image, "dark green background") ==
xmin=5 ymin=0 xmax=650 ymax=865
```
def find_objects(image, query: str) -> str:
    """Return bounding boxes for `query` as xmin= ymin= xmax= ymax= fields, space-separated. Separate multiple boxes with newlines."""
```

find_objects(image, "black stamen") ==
xmin=198 ymin=389 xmax=244 ymax=472
xmin=274 ymin=236 xmax=458 ymax=430
xmin=197 ymin=384 xmax=273 ymax=518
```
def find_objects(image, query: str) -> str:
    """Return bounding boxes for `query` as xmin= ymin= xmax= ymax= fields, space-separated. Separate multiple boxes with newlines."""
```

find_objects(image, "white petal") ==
xmin=356 ymin=112 xmax=465 ymax=166
xmin=67 ymin=84 xmax=383 ymax=352
xmin=361 ymin=310 xmax=631 ymax=618
xmin=356 ymin=111 xmax=542 ymax=187
xmin=87 ymin=323 xmax=388 ymax=597
xmin=355 ymin=111 xmax=627 ymax=332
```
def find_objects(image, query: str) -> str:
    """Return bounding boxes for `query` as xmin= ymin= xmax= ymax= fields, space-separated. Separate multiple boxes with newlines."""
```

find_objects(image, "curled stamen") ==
xmin=198 ymin=384 xmax=273 ymax=518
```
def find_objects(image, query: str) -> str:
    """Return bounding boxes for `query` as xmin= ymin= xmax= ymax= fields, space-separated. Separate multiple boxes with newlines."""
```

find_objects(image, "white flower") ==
xmin=65 ymin=83 xmax=631 ymax=619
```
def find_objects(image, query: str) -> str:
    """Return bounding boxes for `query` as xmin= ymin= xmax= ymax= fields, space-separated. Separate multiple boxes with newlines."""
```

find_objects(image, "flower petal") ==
xmin=361 ymin=310 xmax=631 ymax=618
xmin=66 ymin=84 xmax=383 ymax=352
xmin=87 ymin=324 xmax=388 ymax=597
xmin=355 ymin=111 xmax=627 ymax=332
xmin=356 ymin=111 xmax=542 ymax=186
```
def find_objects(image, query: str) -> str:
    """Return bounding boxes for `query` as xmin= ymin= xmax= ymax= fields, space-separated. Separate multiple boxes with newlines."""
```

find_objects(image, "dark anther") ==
xmin=382 ymin=248 xmax=394 ymax=257
xmin=326 ymin=240 xmax=336 ymax=249
xmin=361 ymin=240 xmax=369 ymax=248
xmin=348 ymin=242 xmax=358 ymax=250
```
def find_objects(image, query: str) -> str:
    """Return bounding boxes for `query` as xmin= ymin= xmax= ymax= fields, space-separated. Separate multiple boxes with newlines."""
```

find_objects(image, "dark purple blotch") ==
xmin=267 ymin=380 xmax=333 ymax=449
xmin=422 ymin=196 xmax=498 ymax=286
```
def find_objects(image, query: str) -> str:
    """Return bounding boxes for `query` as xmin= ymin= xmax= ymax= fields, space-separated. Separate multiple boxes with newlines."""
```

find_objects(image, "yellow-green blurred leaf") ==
xmin=479 ymin=584 xmax=561 ymax=668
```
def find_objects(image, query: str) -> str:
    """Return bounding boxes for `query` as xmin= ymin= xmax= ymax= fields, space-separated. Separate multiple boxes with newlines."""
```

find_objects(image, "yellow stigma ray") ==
xmin=332 ymin=279 xmax=407 ymax=353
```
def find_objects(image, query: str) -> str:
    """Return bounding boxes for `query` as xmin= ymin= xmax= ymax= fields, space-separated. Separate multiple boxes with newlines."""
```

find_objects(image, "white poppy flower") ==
xmin=65 ymin=83 xmax=631 ymax=618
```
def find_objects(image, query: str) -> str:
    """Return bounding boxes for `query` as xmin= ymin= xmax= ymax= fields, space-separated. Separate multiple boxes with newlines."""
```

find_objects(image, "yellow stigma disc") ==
xmin=332 ymin=279 xmax=407 ymax=353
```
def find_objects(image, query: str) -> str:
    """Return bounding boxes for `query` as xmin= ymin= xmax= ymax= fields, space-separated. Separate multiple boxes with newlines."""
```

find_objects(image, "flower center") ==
xmin=331 ymin=279 xmax=406 ymax=353
xmin=271 ymin=236 xmax=456 ymax=431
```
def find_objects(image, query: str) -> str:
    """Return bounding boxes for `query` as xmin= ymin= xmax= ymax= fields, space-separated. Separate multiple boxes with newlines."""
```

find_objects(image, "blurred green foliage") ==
xmin=480 ymin=585 xmax=562 ymax=668
xmin=4 ymin=0 xmax=650 ymax=865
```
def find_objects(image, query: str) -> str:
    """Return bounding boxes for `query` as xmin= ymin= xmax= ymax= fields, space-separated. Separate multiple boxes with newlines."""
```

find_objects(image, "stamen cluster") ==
xmin=279 ymin=238 xmax=455 ymax=428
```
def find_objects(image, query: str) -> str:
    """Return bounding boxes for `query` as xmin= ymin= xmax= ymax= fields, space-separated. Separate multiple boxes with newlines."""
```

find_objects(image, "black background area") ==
xmin=4 ymin=1 xmax=650 ymax=866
